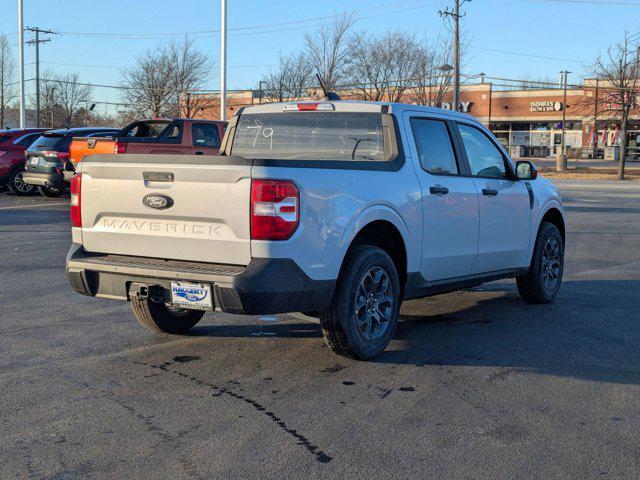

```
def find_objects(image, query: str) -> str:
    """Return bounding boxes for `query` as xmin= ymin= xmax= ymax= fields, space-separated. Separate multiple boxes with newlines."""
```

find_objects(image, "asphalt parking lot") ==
xmin=1 ymin=180 xmax=639 ymax=479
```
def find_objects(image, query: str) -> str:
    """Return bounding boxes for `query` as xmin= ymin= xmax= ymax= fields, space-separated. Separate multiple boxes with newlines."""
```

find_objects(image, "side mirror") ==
xmin=64 ymin=161 xmax=75 ymax=172
xmin=516 ymin=160 xmax=537 ymax=180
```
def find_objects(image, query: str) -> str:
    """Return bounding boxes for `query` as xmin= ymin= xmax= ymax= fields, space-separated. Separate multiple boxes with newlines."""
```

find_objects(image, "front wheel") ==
xmin=131 ymin=296 xmax=204 ymax=334
xmin=320 ymin=245 xmax=401 ymax=360
xmin=7 ymin=169 xmax=36 ymax=196
xmin=37 ymin=185 xmax=63 ymax=198
xmin=516 ymin=222 xmax=564 ymax=303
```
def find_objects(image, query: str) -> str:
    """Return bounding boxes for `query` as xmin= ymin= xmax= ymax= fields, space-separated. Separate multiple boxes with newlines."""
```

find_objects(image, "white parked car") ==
xmin=66 ymin=100 xmax=566 ymax=360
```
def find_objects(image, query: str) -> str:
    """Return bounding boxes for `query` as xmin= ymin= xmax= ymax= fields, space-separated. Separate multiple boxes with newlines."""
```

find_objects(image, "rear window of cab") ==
xmin=231 ymin=112 xmax=385 ymax=161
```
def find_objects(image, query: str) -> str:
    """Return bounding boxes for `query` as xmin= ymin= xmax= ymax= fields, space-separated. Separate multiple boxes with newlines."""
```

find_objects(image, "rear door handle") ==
xmin=429 ymin=185 xmax=449 ymax=195
xmin=482 ymin=188 xmax=498 ymax=196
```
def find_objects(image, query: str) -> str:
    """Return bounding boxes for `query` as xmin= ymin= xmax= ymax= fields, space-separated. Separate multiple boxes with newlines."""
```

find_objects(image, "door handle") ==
xmin=429 ymin=185 xmax=449 ymax=195
xmin=482 ymin=188 xmax=498 ymax=196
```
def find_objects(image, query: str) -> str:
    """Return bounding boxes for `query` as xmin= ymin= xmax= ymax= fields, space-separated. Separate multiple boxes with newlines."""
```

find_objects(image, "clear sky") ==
xmin=1 ymin=0 xmax=639 ymax=116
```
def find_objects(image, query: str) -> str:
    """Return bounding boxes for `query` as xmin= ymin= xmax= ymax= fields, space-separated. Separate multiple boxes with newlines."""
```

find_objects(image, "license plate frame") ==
xmin=170 ymin=282 xmax=213 ymax=311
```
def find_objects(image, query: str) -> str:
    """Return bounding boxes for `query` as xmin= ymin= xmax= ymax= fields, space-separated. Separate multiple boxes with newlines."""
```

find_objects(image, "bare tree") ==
xmin=346 ymin=31 xmax=422 ymax=102
xmin=42 ymin=72 xmax=93 ymax=127
xmin=121 ymin=37 xmax=212 ymax=118
xmin=0 ymin=34 xmax=17 ymax=128
xmin=407 ymin=38 xmax=454 ymax=106
xmin=591 ymin=32 xmax=640 ymax=180
xmin=304 ymin=15 xmax=354 ymax=90
xmin=259 ymin=53 xmax=312 ymax=102
xmin=170 ymin=38 xmax=213 ymax=117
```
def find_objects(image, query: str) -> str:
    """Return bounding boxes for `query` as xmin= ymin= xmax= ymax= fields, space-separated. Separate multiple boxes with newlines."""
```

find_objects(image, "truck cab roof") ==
xmin=238 ymin=100 xmax=479 ymax=123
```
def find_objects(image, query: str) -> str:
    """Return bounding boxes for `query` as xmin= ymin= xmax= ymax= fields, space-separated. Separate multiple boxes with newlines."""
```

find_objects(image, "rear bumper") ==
xmin=22 ymin=171 xmax=66 ymax=190
xmin=66 ymin=244 xmax=335 ymax=315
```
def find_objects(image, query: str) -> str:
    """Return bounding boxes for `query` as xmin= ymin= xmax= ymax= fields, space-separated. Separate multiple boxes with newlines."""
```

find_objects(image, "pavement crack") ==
xmin=132 ymin=360 xmax=333 ymax=464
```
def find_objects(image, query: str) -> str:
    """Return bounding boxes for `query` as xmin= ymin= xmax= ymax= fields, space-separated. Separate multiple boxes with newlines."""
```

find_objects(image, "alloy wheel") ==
xmin=542 ymin=237 xmax=561 ymax=292
xmin=13 ymin=171 xmax=34 ymax=194
xmin=355 ymin=266 xmax=394 ymax=341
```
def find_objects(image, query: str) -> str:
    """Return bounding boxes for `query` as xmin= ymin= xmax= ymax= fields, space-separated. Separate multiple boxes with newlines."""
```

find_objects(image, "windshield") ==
xmin=28 ymin=135 xmax=72 ymax=152
xmin=231 ymin=112 xmax=385 ymax=161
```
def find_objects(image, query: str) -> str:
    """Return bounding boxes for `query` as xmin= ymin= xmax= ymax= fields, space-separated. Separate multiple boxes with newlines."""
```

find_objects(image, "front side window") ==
xmin=410 ymin=118 xmax=458 ymax=175
xmin=192 ymin=123 xmax=220 ymax=147
xmin=458 ymin=124 xmax=508 ymax=178
xmin=231 ymin=112 xmax=385 ymax=161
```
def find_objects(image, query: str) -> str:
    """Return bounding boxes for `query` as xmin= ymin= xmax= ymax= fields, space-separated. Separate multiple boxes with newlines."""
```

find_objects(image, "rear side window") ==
xmin=410 ymin=118 xmax=458 ymax=175
xmin=458 ymin=124 xmax=508 ymax=178
xmin=0 ymin=135 xmax=10 ymax=144
xmin=231 ymin=112 xmax=384 ymax=161
xmin=192 ymin=123 xmax=220 ymax=147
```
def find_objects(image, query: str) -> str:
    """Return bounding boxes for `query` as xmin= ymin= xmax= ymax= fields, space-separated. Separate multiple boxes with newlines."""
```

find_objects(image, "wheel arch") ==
xmin=539 ymin=205 xmax=566 ymax=246
xmin=338 ymin=207 xmax=414 ymax=291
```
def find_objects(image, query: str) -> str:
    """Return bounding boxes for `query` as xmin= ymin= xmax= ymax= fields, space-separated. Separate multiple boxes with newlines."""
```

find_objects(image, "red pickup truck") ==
xmin=69 ymin=118 xmax=227 ymax=165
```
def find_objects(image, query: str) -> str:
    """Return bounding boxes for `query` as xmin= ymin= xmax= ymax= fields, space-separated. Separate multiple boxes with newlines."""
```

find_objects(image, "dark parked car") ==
xmin=23 ymin=127 xmax=120 ymax=197
xmin=0 ymin=128 xmax=49 ymax=195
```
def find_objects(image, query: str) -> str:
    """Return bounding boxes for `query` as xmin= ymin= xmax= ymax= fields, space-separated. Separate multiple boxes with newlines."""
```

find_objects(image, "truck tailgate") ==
xmin=70 ymin=138 xmax=116 ymax=165
xmin=79 ymin=154 xmax=251 ymax=266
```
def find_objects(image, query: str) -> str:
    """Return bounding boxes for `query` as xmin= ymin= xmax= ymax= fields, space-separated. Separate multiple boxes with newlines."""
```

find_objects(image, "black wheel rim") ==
xmin=355 ymin=266 xmax=394 ymax=341
xmin=542 ymin=237 xmax=561 ymax=292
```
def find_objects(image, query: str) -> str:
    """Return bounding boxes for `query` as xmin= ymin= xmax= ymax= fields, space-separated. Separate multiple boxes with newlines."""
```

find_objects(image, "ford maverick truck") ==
xmin=66 ymin=100 xmax=566 ymax=360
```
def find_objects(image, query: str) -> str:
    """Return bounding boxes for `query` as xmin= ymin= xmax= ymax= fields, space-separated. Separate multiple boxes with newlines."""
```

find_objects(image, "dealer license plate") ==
xmin=170 ymin=282 xmax=213 ymax=311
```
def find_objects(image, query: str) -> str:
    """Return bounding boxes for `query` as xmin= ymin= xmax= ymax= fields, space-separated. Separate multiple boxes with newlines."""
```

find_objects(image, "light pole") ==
xmin=557 ymin=69 xmax=570 ymax=172
xmin=18 ymin=0 xmax=26 ymax=128
xmin=220 ymin=0 xmax=227 ymax=121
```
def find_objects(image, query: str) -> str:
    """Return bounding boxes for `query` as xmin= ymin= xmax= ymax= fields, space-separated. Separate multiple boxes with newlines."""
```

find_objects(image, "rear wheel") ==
xmin=7 ymin=169 xmax=36 ymax=196
xmin=516 ymin=222 xmax=564 ymax=303
xmin=131 ymin=296 xmax=204 ymax=334
xmin=320 ymin=245 xmax=400 ymax=360
xmin=37 ymin=185 xmax=63 ymax=197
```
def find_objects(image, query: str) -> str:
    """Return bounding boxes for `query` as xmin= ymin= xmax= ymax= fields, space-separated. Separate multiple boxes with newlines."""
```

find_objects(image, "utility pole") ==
xmin=439 ymin=0 xmax=470 ymax=112
xmin=25 ymin=27 xmax=56 ymax=128
xmin=220 ymin=0 xmax=227 ymax=121
xmin=556 ymin=69 xmax=570 ymax=172
xmin=18 ymin=0 xmax=25 ymax=128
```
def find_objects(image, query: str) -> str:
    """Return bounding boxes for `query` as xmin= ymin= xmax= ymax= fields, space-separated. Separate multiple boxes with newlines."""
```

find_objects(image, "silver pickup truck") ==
xmin=66 ymin=100 xmax=565 ymax=360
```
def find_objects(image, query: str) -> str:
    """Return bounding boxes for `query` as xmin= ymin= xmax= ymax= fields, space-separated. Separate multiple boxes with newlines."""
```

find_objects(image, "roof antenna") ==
xmin=316 ymin=73 xmax=341 ymax=101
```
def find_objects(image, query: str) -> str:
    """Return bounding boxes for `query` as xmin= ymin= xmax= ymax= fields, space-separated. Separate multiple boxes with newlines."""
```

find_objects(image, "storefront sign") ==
xmin=429 ymin=101 xmax=473 ymax=112
xmin=530 ymin=101 xmax=563 ymax=112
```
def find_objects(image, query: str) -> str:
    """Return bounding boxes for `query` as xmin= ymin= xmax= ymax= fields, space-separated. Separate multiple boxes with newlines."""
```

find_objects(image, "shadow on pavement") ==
xmin=189 ymin=280 xmax=640 ymax=384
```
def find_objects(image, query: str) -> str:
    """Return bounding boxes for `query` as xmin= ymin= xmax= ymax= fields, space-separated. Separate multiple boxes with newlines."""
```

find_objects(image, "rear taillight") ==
xmin=56 ymin=152 xmax=69 ymax=160
xmin=251 ymin=179 xmax=299 ymax=240
xmin=114 ymin=141 xmax=127 ymax=154
xmin=70 ymin=174 xmax=82 ymax=228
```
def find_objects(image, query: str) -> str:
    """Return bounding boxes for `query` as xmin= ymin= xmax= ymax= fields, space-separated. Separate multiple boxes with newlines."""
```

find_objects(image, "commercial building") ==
xmin=193 ymin=78 xmax=640 ymax=158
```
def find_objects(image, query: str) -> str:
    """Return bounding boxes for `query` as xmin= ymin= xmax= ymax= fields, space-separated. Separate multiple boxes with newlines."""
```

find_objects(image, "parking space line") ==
xmin=0 ymin=202 xmax=68 ymax=211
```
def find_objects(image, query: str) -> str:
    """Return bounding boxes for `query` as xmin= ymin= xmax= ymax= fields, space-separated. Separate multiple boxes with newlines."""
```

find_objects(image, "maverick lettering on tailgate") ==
xmin=100 ymin=218 xmax=223 ymax=237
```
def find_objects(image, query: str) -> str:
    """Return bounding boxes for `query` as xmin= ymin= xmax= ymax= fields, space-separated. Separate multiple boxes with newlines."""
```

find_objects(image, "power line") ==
xmin=57 ymin=0 xmax=435 ymax=39
xmin=473 ymin=46 xmax=590 ymax=64
xmin=526 ymin=0 xmax=640 ymax=5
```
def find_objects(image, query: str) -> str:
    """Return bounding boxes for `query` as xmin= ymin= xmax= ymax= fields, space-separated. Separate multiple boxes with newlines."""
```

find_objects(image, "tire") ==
xmin=320 ymin=245 xmax=401 ymax=360
xmin=7 ymin=168 xmax=36 ymax=196
xmin=37 ymin=185 xmax=63 ymax=197
xmin=516 ymin=221 xmax=564 ymax=304
xmin=131 ymin=296 xmax=204 ymax=334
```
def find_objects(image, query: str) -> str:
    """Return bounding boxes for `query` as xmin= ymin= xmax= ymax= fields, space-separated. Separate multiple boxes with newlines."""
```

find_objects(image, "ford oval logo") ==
xmin=143 ymin=193 xmax=174 ymax=210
